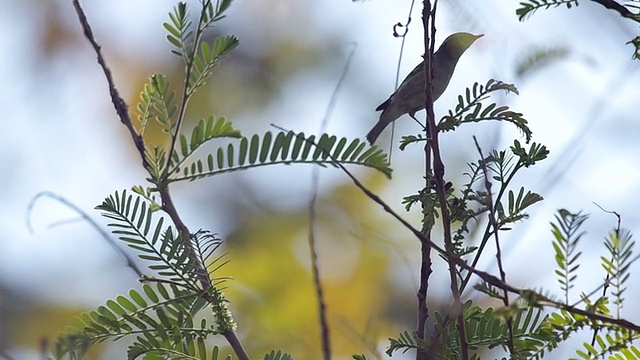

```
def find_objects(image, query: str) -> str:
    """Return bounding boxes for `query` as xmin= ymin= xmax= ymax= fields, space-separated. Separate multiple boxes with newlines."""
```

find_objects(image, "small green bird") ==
xmin=366 ymin=32 xmax=483 ymax=144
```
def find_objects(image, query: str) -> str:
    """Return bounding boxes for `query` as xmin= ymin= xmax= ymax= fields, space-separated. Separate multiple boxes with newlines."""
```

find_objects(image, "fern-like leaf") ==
xmin=170 ymin=131 xmax=392 ymax=182
xmin=571 ymin=331 xmax=639 ymax=360
xmin=439 ymin=80 xmax=532 ymax=143
xmin=56 ymin=283 xmax=218 ymax=355
xmin=602 ymin=228 xmax=635 ymax=317
xmin=187 ymin=35 xmax=239 ymax=95
xmin=163 ymin=2 xmax=192 ymax=59
xmin=463 ymin=305 xmax=505 ymax=350
xmin=97 ymin=190 xmax=204 ymax=289
xmin=170 ymin=116 xmax=242 ymax=171
xmin=494 ymin=187 xmax=544 ymax=229
xmin=200 ymin=0 xmax=234 ymax=28
xmin=516 ymin=0 xmax=579 ymax=21
xmin=128 ymin=330 xmax=230 ymax=360
xmin=386 ymin=331 xmax=429 ymax=356
xmin=516 ymin=47 xmax=570 ymax=78
xmin=511 ymin=140 xmax=549 ymax=168
xmin=145 ymin=146 xmax=168 ymax=183
xmin=550 ymin=209 xmax=588 ymax=304
xmin=136 ymin=74 xmax=178 ymax=135
xmin=264 ymin=350 xmax=294 ymax=360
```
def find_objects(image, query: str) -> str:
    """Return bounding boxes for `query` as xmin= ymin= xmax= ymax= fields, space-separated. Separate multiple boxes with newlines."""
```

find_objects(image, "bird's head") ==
xmin=439 ymin=32 xmax=483 ymax=58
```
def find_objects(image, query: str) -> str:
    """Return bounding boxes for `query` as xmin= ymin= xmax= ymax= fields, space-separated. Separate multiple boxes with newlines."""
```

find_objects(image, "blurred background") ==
xmin=1 ymin=0 xmax=639 ymax=359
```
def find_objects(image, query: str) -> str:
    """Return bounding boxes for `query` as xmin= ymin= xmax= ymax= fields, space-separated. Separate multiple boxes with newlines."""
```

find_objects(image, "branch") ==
xmin=473 ymin=137 xmax=515 ymax=355
xmin=306 ymin=44 xmax=357 ymax=360
xmin=157 ymin=183 xmax=250 ymax=360
xmin=417 ymin=1 xmax=436 ymax=358
xmin=590 ymin=0 xmax=640 ymax=22
xmin=421 ymin=1 xmax=467 ymax=358
xmin=26 ymin=191 xmax=144 ymax=278
xmin=71 ymin=2 xmax=249 ymax=359
xmin=272 ymin=124 xmax=640 ymax=342
xmin=71 ymin=0 xmax=148 ymax=169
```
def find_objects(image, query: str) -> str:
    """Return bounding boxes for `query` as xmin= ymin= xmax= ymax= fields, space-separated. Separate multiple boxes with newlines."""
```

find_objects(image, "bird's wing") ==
xmin=399 ymin=62 xmax=424 ymax=87
xmin=375 ymin=62 xmax=424 ymax=112
xmin=375 ymin=96 xmax=392 ymax=112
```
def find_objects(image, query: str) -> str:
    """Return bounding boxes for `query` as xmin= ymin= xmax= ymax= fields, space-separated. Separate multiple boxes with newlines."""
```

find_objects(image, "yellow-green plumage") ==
xmin=367 ymin=32 xmax=483 ymax=144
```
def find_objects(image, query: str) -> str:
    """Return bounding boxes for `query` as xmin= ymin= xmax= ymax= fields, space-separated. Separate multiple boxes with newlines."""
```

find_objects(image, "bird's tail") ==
xmin=366 ymin=119 xmax=388 ymax=145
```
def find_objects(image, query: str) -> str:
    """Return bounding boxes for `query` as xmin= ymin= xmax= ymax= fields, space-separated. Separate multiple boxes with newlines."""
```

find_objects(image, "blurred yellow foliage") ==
xmin=222 ymin=179 xmax=404 ymax=359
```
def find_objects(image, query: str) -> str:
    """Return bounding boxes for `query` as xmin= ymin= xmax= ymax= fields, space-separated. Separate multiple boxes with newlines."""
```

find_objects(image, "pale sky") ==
xmin=1 ymin=0 xmax=639 ymax=358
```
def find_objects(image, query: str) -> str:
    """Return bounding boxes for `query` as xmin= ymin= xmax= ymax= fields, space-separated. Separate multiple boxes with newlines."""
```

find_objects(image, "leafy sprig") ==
xmin=169 ymin=132 xmax=392 ymax=182
xmin=551 ymin=209 xmax=588 ymax=304
xmin=516 ymin=0 xmax=579 ymax=20
xmin=602 ymin=228 xmax=635 ymax=317
xmin=438 ymin=80 xmax=531 ymax=143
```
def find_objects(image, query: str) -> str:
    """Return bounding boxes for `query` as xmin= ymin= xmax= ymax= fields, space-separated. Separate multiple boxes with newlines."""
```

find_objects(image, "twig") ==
xmin=387 ymin=0 xmax=418 ymax=158
xmin=335 ymin=154 xmax=640 ymax=334
xmin=164 ymin=0 xmax=212 ymax=173
xmin=458 ymin=155 xmax=523 ymax=293
xmin=157 ymin=183 xmax=250 ymax=360
xmin=416 ymin=1 xmax=435 ymax=359
xmin=420 ymin=1 xmax=467 ymax=358
xmin=270 ymin=124 xmax=640 ymax=338
xmin=26 ymin=191 xmax=144 ymax=278
xmin=71 ymin=2 xmax=249 ymax=359
xmin=307 ymin=42 xmax=356 ymax=360
xmin=588 ymin=203 xmax=619 ymax=347
xmin=307 ymin=188 xmax=332 ymax=360
xmin=473 ymin=137 xmax=515 ymax=355
xmin=590 ymin=0 xmax=640 ymax=22
xmin=71 ymin=0 xmax=147 ymax=169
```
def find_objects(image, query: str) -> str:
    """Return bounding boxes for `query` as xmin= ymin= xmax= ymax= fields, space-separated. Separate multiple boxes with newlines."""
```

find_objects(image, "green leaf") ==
xmin=130 ymin=289 xmax=148 ymax=307
xmin=117 ymin=295 xmax=138 ymax=312
xmin=170 ymin=131 xmax=392 ymax=182
xmin=264 ymin=350 xmax=294 ymax=360
xmin=516 ymin=0 xmax=579 ymax=21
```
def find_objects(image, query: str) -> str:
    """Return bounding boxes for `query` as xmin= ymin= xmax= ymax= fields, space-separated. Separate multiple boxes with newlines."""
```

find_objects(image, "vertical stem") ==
xmin=416 ymin=2 xmax=434 ymax=360
xmin=159 ymin=183 xmax=250 ymax=360
xmin=421 ymin=0 xmax=468 ymax=358
xmin=309 ymin=171 xmax=332 ymax=360
xmin=72 ymin=1 xmax=250 ymax=358
xmin=473 ymin=137 xmax=515 ymax=355
xmin=416 ymin=190 xmax=433 ymax=360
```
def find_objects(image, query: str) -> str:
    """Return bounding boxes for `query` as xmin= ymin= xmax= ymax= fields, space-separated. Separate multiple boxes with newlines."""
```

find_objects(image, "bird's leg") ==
xmin=410 ymin=112 xmax=431 ymax=141
xmin=409 ymin=112 xmax=422 ymax=127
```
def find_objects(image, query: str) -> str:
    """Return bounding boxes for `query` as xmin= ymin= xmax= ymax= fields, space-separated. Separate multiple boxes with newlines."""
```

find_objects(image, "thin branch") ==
xmin=458 ymin=158 xmax=523 ymax=293
xmin=388 ymin=0 xmax=418 ymax=158
xmin=307 ymin=187 xmax=331 ymax=360
xmin=271 ymin=124 xmax=640 ymax=337
xmin=417 ymin=1 xmax=435 ymax=359
xmin=164 ymin=0 xmax=212 ymax=173
xmin=26 ymin=191 xmax=144 ymax=278
xmin=590 ymin=0 xmax=640 ymax=22
xmin=71 ymin=0 xmax=147 ymax=169
xmin=589 ymin=203 xmax=621 ymax=347
xmin=157 ymin=183 xmax=250 ymax=360
xmin=421 ymin=0 xmax=467 ymax=358
xmin=307 ymin=42 xmax=356 ymax=360
xmin=473 ymin=137 xmax=515 ymax=355
xmin=71 ymin=2 xmax=249 ymax=358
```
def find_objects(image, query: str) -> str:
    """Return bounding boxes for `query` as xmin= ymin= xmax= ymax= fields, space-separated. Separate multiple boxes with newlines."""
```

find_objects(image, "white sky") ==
xmin=1 ymin=0 xmax=639 ymax=358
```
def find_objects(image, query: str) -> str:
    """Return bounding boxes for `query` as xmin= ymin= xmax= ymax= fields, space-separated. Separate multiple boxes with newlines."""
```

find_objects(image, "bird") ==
xmin=366 ymin=32 xmax=483 ymax=145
